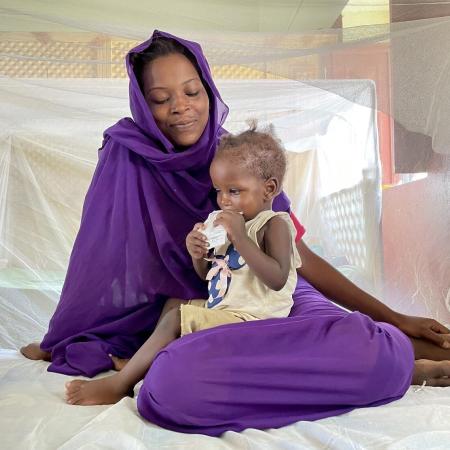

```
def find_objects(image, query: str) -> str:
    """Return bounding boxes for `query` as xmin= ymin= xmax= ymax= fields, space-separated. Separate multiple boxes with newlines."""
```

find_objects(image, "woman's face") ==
xmin=141 ymin=53 xmax=210 ymax=147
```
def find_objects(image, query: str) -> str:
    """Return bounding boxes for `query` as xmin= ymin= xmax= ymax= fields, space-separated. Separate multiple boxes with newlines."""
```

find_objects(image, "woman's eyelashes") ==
xmin=151 ymin=98 xmax=169 ymax=105
xmin=150 ymin=91 xmax=199 ymax=105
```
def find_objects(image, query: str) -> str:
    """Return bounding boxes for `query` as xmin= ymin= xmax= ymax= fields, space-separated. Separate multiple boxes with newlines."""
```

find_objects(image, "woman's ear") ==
xmin=264 ymin=177 xmax=280 ymax=200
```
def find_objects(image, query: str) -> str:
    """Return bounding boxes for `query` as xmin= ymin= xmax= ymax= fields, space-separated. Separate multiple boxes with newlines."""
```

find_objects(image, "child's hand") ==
xmin=214 ymin=211 xmax=246 ymax=244
xmin=186 ymin=223 xmax=208 ymax=260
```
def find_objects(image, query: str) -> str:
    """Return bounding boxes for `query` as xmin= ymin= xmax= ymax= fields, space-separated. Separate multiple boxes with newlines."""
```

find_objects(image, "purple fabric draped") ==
xmin=41 ymin=30 xmax=291 ymax=376
xmin=137 ymin=276 xmax=414 ymax=435
xmin=39 ymin=30 xmax=414 ymax=433
xmin=41 ymin=30 xmax=229 ymax=375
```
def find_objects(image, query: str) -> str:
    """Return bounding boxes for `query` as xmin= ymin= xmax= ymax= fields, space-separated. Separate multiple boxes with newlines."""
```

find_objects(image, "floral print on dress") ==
xmin=206 ymin=244 xmax=246 ymax=308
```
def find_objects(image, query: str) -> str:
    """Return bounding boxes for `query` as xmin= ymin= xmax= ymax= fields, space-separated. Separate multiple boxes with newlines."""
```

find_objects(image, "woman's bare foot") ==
xmin=65 ymin=375 xmax=133 ymax=406
xmin=20 ymin=343 xmax=51 ymax=361
xmin=109 ymin=354 xmax=129 ymax=371
xmin=412 ymin=359 xmax=450 ymax=386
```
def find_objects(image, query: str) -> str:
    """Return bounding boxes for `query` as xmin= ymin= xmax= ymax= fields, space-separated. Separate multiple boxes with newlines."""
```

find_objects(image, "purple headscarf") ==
xmin=40 ymin=30 xmax=289 ymax=376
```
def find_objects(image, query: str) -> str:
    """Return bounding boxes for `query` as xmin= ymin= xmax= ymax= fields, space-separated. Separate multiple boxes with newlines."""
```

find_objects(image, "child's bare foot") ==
xmin=412 ymin=359 xmax=450 ymax=386
xmin=65 ymin=375 xmax=133 ymax=406
xmin=20 ymin=343 xmax=51 ymax=361
xmin=109 ymin=354 xmax=129 ymax=371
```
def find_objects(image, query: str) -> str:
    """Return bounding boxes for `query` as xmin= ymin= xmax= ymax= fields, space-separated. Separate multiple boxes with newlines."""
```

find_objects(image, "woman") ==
xmin=21 ymin=30 xmax=450 ymax=435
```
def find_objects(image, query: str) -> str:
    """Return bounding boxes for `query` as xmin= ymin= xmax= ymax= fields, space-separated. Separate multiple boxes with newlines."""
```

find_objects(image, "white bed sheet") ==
xmin=1 ymin=289 xmax=450 ymax=449
xmin=2 ymin=350 xmax=450 ymax=450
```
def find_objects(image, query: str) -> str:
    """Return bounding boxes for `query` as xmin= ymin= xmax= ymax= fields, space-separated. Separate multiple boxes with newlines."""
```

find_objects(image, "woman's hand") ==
xmin=393 ymin=313 xmax=450 ymax=348
xmin=296 ymin=239 xmax=450 ymax=350
xmin=214 ymin=211 xmax=246 ymax=244
xmin=186 ymin=223 xmax=208 ymax=260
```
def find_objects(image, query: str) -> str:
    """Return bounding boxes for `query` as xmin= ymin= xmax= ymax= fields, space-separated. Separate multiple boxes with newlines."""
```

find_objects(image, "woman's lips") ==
xmin=171 ymin=120 xmax=196 ymax=131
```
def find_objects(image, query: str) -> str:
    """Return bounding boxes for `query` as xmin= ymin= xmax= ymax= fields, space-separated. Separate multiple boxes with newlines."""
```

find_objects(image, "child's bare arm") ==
xmin=186 ymin=223 xmax=210 ymax=280
xmin=215 ymin=212 xmax=291 ymax=290
xmin=261 ymin=216 xmax=292 ymax=287
xmin=192 ymin=258 xmax=209 ymax=280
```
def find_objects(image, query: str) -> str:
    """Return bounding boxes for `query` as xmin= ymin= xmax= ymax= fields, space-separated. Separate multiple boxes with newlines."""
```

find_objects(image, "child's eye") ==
xmin=186 ymin=91 xmax=199 ymax=97
xmin=229 ymin=189 xmax=240 ymax=196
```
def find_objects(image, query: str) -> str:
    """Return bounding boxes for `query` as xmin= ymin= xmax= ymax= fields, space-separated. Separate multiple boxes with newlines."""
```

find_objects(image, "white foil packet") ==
xmin=201 ymin=210 xmax=227 ymax=249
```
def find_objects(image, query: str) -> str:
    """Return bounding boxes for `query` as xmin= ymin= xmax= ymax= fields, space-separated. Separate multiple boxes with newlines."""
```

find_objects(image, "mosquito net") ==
xmin=0 ymin=1 xmax=449 ymax=349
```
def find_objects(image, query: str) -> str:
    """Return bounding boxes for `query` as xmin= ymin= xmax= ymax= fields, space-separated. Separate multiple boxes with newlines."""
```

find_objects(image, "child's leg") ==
xmin=65 ymin=299 xmax=184 ymax=406
xmin=110 ymin=297 xmax=189 ymax=371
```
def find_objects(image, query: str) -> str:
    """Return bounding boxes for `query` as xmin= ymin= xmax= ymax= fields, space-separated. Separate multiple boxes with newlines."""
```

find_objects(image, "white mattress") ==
xmin=1 ymin=289 xmax=450 ymax=449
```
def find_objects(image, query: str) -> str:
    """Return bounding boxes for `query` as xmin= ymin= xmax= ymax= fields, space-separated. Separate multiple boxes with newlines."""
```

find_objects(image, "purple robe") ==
xmin=40 ymin=30 xmax=414 ymax=434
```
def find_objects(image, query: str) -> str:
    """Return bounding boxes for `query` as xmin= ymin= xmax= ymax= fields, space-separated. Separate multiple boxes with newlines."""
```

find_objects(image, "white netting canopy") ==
xmin=1 ymin=2 xmax=450 ymax=448
xmin=0 ymin=2 xmax=449 ymax=349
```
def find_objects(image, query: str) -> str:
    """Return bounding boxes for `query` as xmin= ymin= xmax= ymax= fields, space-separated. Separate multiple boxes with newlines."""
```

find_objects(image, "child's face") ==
xmin=210 ymin=156 xmax=271 ymax=221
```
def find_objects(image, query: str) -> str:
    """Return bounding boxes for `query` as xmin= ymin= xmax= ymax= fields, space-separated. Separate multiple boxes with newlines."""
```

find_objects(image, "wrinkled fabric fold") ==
xmin=41 ymin=30 xmax=230 ymax=375
xmin=137 ymin=276 xmax=414 ymax=436
xmin=40 ymin=30 xmax=289 ymax=376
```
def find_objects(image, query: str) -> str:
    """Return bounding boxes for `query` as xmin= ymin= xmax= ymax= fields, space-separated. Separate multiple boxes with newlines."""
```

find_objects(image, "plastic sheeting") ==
xmin=0 ymin=77 xmax=384 ymax=342
xmin=0 ymin=27 xmax=448 ymax=324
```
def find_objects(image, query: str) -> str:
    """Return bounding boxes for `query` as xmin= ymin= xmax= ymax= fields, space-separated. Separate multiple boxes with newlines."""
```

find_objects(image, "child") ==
xmin=65 ymin=124 xmax=301 ymax=406
xmin=182 ymin=125 xmax=301 ymax=334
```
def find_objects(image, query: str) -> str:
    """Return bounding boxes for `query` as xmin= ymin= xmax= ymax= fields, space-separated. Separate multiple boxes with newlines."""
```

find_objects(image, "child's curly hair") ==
xmin=215 ymin=121 xmax=287 ymax=187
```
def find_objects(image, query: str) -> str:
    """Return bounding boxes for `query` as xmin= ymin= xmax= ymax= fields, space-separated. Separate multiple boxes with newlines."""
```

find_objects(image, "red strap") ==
xmin=289 ymin=211 xmax=306 ymax=243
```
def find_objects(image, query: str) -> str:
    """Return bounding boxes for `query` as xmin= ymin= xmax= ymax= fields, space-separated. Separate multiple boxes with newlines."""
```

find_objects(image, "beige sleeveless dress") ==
xmin=180 ymin=210 xmax=301 ymax=336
